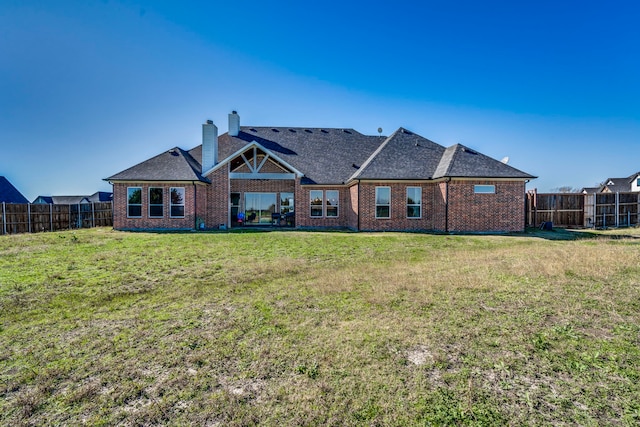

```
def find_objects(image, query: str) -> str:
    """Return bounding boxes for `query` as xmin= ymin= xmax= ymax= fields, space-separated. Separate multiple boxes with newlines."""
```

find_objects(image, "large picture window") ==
xmin=407 ymin=187 xmax=421 ymax=218
xmin=245 ymin=193 xmax=276 ymax=224
xmin=376 ymin=187 xmax=391 ymax=219
xmin=326 ymin=190 xmax=339 ymax=217
xmin=149 ymin=187 xmax=164 ymax=217
xmin=310 ymin=190 xmax=323 ymax=217
xmin=170 ymin=187 xmax=185 ymax=217
xmin=127 ymin=187 xmax=142 ymax=218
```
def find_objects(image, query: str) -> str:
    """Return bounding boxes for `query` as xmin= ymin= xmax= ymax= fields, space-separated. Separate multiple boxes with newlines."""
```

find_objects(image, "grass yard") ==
xmin=1 ymin=227 xmax=640 ymax=426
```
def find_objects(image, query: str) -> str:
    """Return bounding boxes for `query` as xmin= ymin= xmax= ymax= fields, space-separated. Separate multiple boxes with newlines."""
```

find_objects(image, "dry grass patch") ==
xmin=1 ymin=227 xmax=640 ymax=425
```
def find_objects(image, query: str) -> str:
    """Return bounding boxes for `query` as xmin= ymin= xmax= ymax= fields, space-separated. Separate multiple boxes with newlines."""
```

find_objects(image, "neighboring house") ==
xmin=580 ymin=187 xmax=599 ymax=194
xmin=0 ymin=176 xmax=29 ymax=204
xmin=595 ymin=172 xmax=640 ymax=193
xmin=106 ymin=112 xmax=535 ymax=233
xmin=33 ymin=192 xmax=112 ymax=205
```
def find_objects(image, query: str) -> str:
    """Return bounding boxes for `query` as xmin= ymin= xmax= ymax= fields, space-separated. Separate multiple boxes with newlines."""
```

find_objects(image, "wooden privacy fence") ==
xmin=527 ymin=192 xmax=640 ymax=228
xmin=1 ymin=202 xmax=113 ymax=235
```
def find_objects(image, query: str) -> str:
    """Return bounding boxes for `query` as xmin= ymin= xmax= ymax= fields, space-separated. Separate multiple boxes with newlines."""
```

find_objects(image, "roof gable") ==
xmin=203 ymin=140 xmax=304 ymax=178
xmin=353 ymin=128 xmax=445 ymax=180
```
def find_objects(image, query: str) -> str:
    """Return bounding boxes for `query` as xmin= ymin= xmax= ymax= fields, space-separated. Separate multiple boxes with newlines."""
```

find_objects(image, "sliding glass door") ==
xmin=244 ymin=193 xmax=277 ymax=224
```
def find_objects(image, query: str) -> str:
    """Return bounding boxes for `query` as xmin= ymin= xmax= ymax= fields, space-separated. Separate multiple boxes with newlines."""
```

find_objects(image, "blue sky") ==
xmin=1 ymin=0 xmax=639 ymax=201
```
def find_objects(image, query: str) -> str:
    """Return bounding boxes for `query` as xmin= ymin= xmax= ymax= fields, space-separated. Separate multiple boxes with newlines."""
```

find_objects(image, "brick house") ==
xmin=106 ymin=112 xmax=535 ymax=232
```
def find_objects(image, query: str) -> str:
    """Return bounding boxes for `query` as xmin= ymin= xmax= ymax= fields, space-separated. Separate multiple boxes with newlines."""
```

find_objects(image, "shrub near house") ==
xmin=107 ymin=112 xmax=534 ymax=232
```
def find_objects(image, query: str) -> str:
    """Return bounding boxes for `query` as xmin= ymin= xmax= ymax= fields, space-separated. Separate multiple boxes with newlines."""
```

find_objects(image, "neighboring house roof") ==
xmin=107 ymin=125 xmax=535 ymax=185
xmin=33 ymin=196 xmax=91 ymax=204
xmin=581 ymin=187 xmax=599 ymax=194
xmin=600 ymin=177 xmax=632 ymax=192
xmin=87 ymin=191 xmax=113 ymax=202
xmin=107 ymin=147 xmax=210 ymax=183
xmin=33 ymin=192 xmax=112 ymax=204
xmin=0 ymin=176 xmax=29 ymax=204
xmin=596 ymin=171 xmax=640 ymax=192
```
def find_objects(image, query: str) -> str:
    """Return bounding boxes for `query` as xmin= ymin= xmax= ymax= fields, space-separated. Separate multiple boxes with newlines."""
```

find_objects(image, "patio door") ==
xmin=244 ymin=193 xmax=276 ymax=225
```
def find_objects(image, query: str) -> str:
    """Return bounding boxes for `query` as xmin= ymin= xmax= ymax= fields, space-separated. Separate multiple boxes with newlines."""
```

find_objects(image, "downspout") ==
xmin=357 ymin=180 xmax=361 ymax=231
xmin=444 ymin=178 xmax=450 ymax=233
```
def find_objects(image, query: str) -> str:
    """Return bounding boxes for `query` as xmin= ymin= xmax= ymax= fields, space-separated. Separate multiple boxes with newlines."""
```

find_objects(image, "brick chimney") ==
xmin=202 ymin=120 xmax=218 ymax=174
xmin=228 ymin=111 xmax=240 ymax=137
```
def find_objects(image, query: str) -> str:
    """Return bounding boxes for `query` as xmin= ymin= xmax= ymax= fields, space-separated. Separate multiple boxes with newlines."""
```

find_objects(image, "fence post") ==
xmin=50 ymin=204 xmax=53 ymax=231
xmin=2 ymin=202 xmax=5 ymax=235
xmin=92 ymin=202 xmax=95 ymax=228
xmin=28 ymin=203 xmax=31 ymax=233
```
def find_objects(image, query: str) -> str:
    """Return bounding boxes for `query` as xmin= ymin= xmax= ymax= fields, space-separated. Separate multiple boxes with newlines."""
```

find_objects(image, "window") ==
xmin=280 ymin=192 xmax=294 ymax=214
xmin=474 ymin=185 xmax=496 ymax=194
xmin=376 ymin=187 xmax=390 ymax=218
xmin=407 ymin=187 xmax=421 ymax=218
xmin=637 ymin=178 xmax=640 ymax=187
xmin=149 ymin=187 xmax=164 ymax=217
xmin=310 ymin=190 xmax=323 ymax=217
xmin=127 ymin=187 xmax=142 ymax=217
xmin=326 ymin=190 xmax=339 ymax=217
xmin=170 ymin=187 xmax=185 ymax=217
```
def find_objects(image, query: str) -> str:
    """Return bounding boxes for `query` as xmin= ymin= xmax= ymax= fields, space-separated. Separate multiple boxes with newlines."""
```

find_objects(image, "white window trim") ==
xmin=407 ymin=187 xmax=422 ymax=219
xmin=127 ymin=187 xmax=142 ymax=218
xmin=375 ymin=186 xmax=391 ymax=219
xmin=169 ymin=187 xmax=185 ymax=218
xmin=474 ymin=185 xmax=496 ymax=194
xmin=325 ymin=190 xmax=339 ymax=218
xmin=149 ymin=187 xmax=164 ymax=218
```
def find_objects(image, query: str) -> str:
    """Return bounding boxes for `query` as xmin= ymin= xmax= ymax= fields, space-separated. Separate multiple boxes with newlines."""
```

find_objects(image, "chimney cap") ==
xmin=231 ymin=110 xmax=238 ymax=115
xmin=206 ymin=120 xmax=213 ymax=125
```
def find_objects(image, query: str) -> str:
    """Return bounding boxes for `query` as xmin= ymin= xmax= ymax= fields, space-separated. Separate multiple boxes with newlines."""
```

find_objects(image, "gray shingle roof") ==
xmin=107 ymin=147 xmax=209 ymax=182
xmin=191 ymin=127 xmax=384 ymax=184
xmin=353 ymin=128 xmax=446 ymax=180
xmin=107 ymin=125 xmax=534 ymax=184
xmin=0 ymin=176 xmax=29 ymax=204
xmin=434 ymin=144 xmax=534 ymax=179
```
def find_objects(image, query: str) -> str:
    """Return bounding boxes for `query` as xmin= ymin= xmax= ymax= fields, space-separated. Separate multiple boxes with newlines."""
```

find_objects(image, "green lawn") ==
xmin=1 ymin=227 xmax=640 ymax=426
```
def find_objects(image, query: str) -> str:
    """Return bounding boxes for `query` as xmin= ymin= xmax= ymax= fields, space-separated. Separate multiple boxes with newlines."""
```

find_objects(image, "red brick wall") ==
xmin=296 ymin=186 xmax=352 ymax=228
xmin=204 ymin=166 xmax=230 ymax=228
xmin=357 ymin=182 xmax=446 ymax=231
xmin=113 ymin=176 xmax=526 ymax=232
xmin=446 ymin=180 xmax=526 ymax=232
xmin=112 ymin=182 xmax=199 ymax=230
